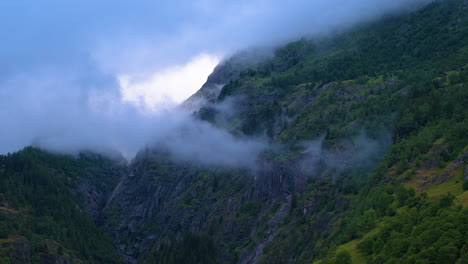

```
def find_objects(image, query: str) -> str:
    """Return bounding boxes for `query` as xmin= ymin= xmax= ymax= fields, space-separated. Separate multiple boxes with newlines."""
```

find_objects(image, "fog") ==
xmin=0 ymin=69 xmax=266 ymax=165
xmin=0 ymin=0 xmax=432 ymax=165
xmin=299 ymin=132 xmax=393 ymax=177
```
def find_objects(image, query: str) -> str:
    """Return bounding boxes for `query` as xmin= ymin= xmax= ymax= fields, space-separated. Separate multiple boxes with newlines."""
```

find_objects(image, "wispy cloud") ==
xmin=0 ymin=0 xmax=431 ymax=162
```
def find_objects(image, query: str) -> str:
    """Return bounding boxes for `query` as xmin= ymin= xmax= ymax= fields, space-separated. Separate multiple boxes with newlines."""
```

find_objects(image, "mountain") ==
xmin=0 ymin=148 xmax=126 ymax=263
xmin=1 ymin=0 xmax=468 ymax=263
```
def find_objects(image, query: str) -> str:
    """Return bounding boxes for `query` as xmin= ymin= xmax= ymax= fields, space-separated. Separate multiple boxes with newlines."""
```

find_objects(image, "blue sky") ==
xmin=0 ymin=0 xmax=432 ymax=158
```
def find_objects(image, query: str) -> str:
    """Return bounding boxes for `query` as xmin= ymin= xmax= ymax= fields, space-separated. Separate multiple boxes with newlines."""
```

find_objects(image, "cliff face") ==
xmin=99 ymin=75 xmax=398 ymax=263
xmin=100 ymin=149 xmax=302 ymax=263
xmin=101 ymin=136 xmax=386 ymax=263
xmin=70 ymin=153 xmax=128 ymax=223
xmin=100 ymin=1 xmax=468 ymax=263
xmin=1 ymin=0 xmax=467 ymax=263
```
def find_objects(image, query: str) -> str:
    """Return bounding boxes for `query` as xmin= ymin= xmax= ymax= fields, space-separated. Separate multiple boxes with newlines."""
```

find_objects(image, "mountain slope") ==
xmin=96 ymin=1 xmax=468 ymax=263
xmin=0 ymin=147 xmax=126 ymax=263
xmin=0 ymin=0 xmax=467 ymax=263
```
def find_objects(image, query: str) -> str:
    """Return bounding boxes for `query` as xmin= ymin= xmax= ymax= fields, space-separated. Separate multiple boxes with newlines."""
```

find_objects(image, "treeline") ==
xmin=0 ymin=147 xmax=123 ymax=263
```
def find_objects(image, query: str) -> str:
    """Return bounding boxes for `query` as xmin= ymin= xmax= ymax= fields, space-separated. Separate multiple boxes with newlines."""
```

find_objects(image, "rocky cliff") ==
xmin=1 ymin=0 xmax=467 ymax=263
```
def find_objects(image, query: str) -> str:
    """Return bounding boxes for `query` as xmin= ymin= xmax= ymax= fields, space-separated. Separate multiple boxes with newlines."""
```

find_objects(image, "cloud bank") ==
xmin=0 ymin=0 xmax=432 ymax=164
xmin=299 ymin=132 xmax=393 ymax=177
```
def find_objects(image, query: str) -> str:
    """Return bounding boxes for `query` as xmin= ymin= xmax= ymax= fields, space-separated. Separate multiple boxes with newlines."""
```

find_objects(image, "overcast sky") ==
xmin=0 ymin=0 xmax=432 ymax=159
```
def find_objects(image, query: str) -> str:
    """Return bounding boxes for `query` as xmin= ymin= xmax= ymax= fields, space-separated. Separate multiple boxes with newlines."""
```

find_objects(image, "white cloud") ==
xmin=0 ymin=0 xmax=433 ymax=161
xmin=117 ymin=54 xmax=220 ymax=112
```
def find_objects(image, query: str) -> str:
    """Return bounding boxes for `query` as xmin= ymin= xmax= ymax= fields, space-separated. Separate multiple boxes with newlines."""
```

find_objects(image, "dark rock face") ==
xmin=67 ymin=154 xmax=128 ymax=223
xmin=72 ymin=180 xmax=106 ymax=221
xmin=102 ymin=154 xmax=208 ymax=262
xmin=239 ymin=195 xmax=292 ymax=264
xmin=253 ymin=156 xmax=297 ymax=199
xmin=98 ymin=148 xmax=302 ymax=263
xmin=97 ymin=142 xmax=364 ymax=263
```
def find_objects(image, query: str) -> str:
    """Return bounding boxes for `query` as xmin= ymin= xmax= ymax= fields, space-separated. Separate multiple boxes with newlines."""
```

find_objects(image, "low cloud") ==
xmin=0 ymin=68 xmax=266 ymax=167
xmin=0 ymin=0 xmax=431 ymax=167
xmin=299 ymin=132 xmax=393 ymax=177
xmin=148 ymin=114 xmax=267 ymax=168
xmin=118 ymin=54 xmax=220 ymax=111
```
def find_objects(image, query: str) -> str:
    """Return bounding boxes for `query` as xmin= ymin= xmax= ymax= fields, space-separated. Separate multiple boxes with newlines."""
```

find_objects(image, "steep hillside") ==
xmin=96 ymin=0 xmax=468 ymax=263
xmin=0 ymin=0 xmax=467 ymax=263
xmin=0 ymin=147 xmax=126 ymax=263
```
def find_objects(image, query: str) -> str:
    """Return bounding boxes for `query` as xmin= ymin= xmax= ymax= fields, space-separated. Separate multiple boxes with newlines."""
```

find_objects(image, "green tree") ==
xmin=335 ymin=250 xmax=352 ymax=264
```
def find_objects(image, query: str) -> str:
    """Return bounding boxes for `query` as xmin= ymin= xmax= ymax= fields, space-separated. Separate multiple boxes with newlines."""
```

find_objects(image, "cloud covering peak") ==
xmin=0 ymin=0 xmax=432 ymax=161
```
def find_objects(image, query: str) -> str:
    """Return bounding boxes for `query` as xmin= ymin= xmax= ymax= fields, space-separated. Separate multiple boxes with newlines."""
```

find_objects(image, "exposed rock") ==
xmin=240 ymin=196 xmax=291 ymax=264
xmin=70 ymin=160 xmax=127 ymax=223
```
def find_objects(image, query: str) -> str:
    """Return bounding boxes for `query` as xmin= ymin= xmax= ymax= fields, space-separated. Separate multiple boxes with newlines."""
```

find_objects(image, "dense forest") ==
xmin=1 ymin=0 xmax=467 ymax=263
xmin=0 ymin=148 xmax=125 ymax=263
